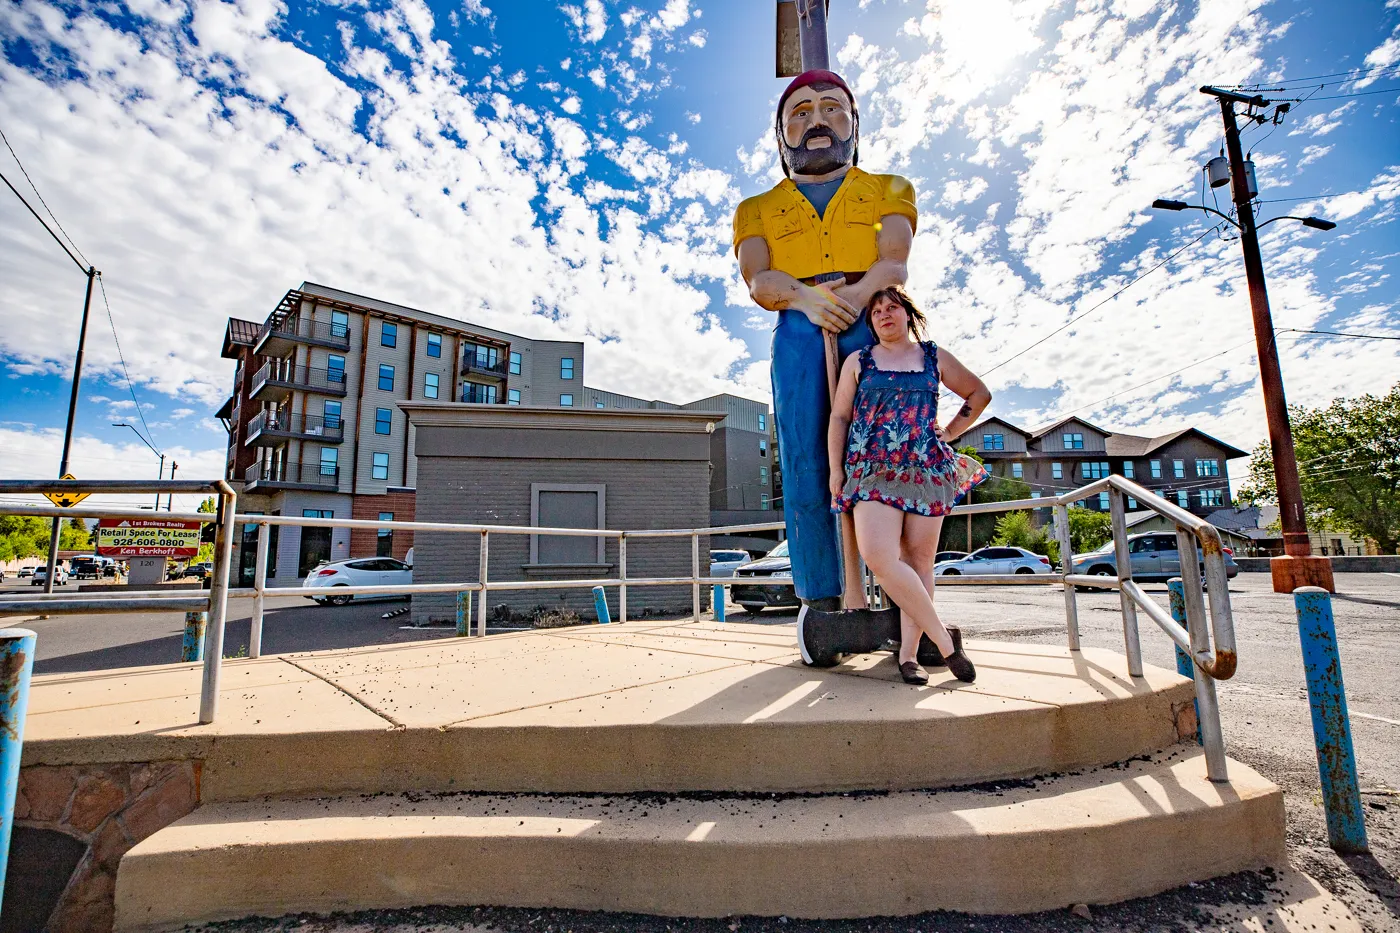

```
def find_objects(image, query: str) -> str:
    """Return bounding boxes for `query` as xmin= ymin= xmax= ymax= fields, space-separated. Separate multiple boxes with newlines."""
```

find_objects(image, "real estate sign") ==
xmin=96 ymin=518 xmax=201 ymax=557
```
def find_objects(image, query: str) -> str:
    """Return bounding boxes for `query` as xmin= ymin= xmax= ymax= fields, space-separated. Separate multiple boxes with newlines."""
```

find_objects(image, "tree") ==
xmin=1067 ymin=507 xmax=1113 ymax=554
xmin=0 ymin=516 xmax=49 ymax=562
xmin=1237 ymin=383 xmax=1400 ymax=553
xmin=937 ymin=447 xmax=1034 ymax=552
xmin=992 ymin=510 xmax=1060 ymax=564
xmin=60 ymin=517 xmax=91 ymax=551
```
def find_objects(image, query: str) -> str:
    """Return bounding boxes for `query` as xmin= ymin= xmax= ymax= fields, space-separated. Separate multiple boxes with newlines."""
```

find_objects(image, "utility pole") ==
xmin=1200 ymin=86 xmax=1334 ymax=593
xmin=776 ymin=0 xmax=830 ymax=75
xmin=43 ymin=266 xmax=97 ymax=595
xmin=168 ymin=461 xmax=178 ymax=511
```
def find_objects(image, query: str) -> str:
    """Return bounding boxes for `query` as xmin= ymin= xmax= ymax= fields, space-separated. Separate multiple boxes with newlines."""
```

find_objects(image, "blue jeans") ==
xmin=771 ymin=309 xmax=875 ymax=601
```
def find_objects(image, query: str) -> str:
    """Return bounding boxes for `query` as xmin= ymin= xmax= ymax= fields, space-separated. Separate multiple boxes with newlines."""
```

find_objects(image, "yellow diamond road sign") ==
xmin=44 ymin=474 xmax=89 ymax=509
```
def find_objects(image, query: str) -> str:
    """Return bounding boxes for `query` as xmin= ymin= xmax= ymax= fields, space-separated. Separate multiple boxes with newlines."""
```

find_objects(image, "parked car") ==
xmin=306 ymin=557 xmax=413 ymax=605
xmin=31 ymin=565 xmax=69 ymax=586
xmin=935 ymin=546 xmax=1053 ymax=576
xmin=935 ymin=550 xmax=968 ymax=564
xmin=709 ymin=549 xmax=751 ymax=579
xmin=70 ymin=556 xmax=116 ymax=580
xmin=731 ymin=540 xmax=799 ymax=614
xmin=17 ymin=567 xmax=34 ymax=578
xmin=184 ymin=561 xmax=214 ymax=582
xmin=1070 ymin=532 xmax=1239 ymax=585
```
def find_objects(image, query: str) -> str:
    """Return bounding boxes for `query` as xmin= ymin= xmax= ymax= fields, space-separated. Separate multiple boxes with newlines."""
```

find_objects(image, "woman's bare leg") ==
xmin=899 ymin=513 xmax=942 ymax=599
xmin=853 ymin=502 xmax=955 ymax=664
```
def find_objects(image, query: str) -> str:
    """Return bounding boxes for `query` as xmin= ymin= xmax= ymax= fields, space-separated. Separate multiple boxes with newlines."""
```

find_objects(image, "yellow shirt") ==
xmin=731 ymin=167 xmax=917 ymax=281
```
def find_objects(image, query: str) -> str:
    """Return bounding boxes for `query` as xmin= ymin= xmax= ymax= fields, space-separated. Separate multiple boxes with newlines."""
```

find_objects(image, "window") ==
xmin=1173 ymin=459 xmax=1185 ymax=479
xmin=378 ymin=364 xmax=394 ymax=391
xmin=1127 ymin=496 xmax=1138 ymax=509
xmin=1199 ymin=489 xmax=1224 ymax=508
xmin=1196 ymin=458 xmax=1220 ymax=477
xmin=322 ymin=400 xmax=342 ymax=429
xmin=1011 ymin=462 xmax=1023 ymax=478
xmin=561 ymin=357 xmax=575 ymax=380
xmin=327 ymin=355 xmax=346 ymax=385
xmin=330 ymin=310 xmax=349 ymax=338
xmin=531 ymin=483 xmax=606 ymax=565
xmin=1082 ymin=461 xmax=1110 ymax=479
xmin=560 ymin=393 xmax=574 ymax=406
xmin=507 ymin=389 xmax=522 ymax=405
xmin=761 ymin=493 xmax=770 ymax=509
xmin=426 ymin=333 xmax=442 ymax=357
xmin=1177 ymin=490 xmax=1189 ymax=508
xmin=760 ymin=466 xmax=768 ymax=484
xmin=758 ymin=413 xmax=767 ymax=431
xmin=1150 ymin=460 xmax=1162 ymax=478
xmin=1123 ymin=461 xmax=1134 ymax=478
xmin=372 ymin=452 xmax=390 ymax=481
xmin=1063 ymin=432 xmax=1084 ymax=450
xmin=595 ymin=400 xmax=605 ymax=408
xmin=1051 ymin=462 xmax=1063 ymax=480
xmin=983 ymin=433 xmax=1005 ymax=451
xmin=1098 ymin=492 xmax=1110 ymax=510
xmin=509 ymin=351 xmax=522 ymax=375
xmin=465 ymin=344 xmax=499 ymax=370
xmin=319 ymin=447 xmax=338 ymax=476
xmin=377 ymin=512 xmax=394 ymax=557
xmin=463 ymin=383 xmax=498 ymax=404
xmin=381 ymin=322 xmax=397 ymax=348
xmin=760 ymin=439 xmax=768 ymax=456
xmin=374 ymin=407 xmax=392 ymax=435
xmin=424 ymin=373 xmax=440 ymax=399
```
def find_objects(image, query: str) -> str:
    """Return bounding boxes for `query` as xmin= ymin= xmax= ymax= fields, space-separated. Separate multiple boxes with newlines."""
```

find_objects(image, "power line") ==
xmin=1304 ymin=85 xmax=1400 ymax=102
xmin=1234 ymin=63 xmax=1400 ymax=90
xmin=0 ymin=124 xmax=90 ymax=267
xmin=96 ymin=273 xmax=159 ymax=453
xmin=1279 ymin=327 xmax=1400 ymax=341
xmin=0 ymin=167 xmax=87 ymax=274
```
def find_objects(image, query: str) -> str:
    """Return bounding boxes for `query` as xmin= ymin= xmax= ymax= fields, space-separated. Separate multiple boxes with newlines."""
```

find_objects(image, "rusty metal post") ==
xmin=199 ymin=485 xmax=237 ymax=724
xmin=181 ymin=612 xmax=206 ymax=663
xmin=1294 ymin=586 xmax=1368 ymax=853
xmin=1167 ymin=580 xmax=1200 ymax=745
xmin=1109 ymin=491 xmax=1142 ymax=676
xmin=0 ymin=628 xmax=36 ymax=914
xmin=1053 ymin=503 xmax=1079 ymax=651
xmin=477 ymin=531 xmax=489 ymax=637
xmin=456 ymin=590 xmax=472 ymax=637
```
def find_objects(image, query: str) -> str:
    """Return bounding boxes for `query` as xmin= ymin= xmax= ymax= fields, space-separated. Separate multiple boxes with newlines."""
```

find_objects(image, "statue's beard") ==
xmin=783 ymin=127 xmax=856 ymax=176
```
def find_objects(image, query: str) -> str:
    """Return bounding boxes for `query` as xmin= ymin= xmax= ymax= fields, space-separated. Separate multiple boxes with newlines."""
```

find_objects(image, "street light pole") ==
xmin=1201 ymin=86 xmax=1334 ymax=594
xmin=167 ymin=461 xmax=178 ymax=511
xmin=42 ymin=266 xmax=97 ymax=595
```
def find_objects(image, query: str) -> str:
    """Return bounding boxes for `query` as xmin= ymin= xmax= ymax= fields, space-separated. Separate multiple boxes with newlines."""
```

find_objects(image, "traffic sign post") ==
xmin=42 ymin=474 xmax=90 ymax=510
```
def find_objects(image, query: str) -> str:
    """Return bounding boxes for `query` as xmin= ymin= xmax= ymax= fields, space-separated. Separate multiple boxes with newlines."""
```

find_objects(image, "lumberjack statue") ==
xmin=734 ymin=70 xmax=954 ymax=666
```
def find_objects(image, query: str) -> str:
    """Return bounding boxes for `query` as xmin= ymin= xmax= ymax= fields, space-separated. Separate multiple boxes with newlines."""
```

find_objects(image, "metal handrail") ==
xmin=0 ymin=476 xmax=1237 ymax=780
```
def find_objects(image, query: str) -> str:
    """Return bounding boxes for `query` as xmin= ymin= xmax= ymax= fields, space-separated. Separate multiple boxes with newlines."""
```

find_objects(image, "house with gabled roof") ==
xmin=950 ymin=415 xmax=1249 ymax=519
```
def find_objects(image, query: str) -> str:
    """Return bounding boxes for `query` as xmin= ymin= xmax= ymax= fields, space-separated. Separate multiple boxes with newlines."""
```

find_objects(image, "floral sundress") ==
xmin=831 ymin=340 xmax=989 ymax=516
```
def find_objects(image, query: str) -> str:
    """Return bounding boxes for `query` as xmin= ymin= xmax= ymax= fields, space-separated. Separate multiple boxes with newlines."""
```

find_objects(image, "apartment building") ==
xmin=950 ymin=415 xmax=1248 ymax=518
xmin=218 ymin=283 xmax=777 ymax=584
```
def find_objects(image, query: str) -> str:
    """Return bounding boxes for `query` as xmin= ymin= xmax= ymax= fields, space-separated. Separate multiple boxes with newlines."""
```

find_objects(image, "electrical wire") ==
xmin=1305 ymin=85 xmax=1400 ymax=102
xmin=1233 ymin=63 xmax=1400 ymax=90
xmin=96 ymin=273 xmax=160 ymax=454
xmin=0 ymin=124 xmax=90 ymax=268
xmin=1278 ymin=327 xmax=1400 ymax=341
xmin=0 ymin=168 xmax=87 ymax=274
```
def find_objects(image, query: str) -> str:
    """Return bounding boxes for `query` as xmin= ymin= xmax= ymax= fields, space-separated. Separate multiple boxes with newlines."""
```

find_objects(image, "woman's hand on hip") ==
xmin=829 ymin=470 xmax=845 ymax=499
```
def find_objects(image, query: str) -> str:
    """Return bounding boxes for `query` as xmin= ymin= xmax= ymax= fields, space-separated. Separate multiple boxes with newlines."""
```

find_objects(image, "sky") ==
xmin=1 ymin=0 xmax=1398 ymax=511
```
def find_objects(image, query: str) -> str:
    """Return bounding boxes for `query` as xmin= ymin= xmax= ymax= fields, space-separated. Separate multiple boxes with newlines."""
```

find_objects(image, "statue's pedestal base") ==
xmin=1270 ymin=554 xmax=1335 ymax=594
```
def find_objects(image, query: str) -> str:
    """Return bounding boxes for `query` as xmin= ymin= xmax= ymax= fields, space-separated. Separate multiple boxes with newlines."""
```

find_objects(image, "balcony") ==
xmin=245 ymin=411 xmax=345 ymax=447
xmin=244 ymin=460 xmax=341 ymax=492
xmin=250 ymin=361 xmax=348 ymax=402
xmin=461 ymin=383 xmax=504 ymax=404
xmin=255 ymin=315 xmax=352 ymax=356
xmin=462 ymin=352 xmax=509 ymax=379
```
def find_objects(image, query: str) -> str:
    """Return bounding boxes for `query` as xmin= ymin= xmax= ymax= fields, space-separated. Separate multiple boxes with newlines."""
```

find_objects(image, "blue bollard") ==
xmin=1 ymin=628 xmax=37 ymax=915
xmin=456 ymin=591 xmax=472 ymax=637
xmin=181 ymin=611 xmax=206 ymax=662
xmin=713 ymin=584 xmax=726 ymax=622
xmin=592 ymin=586 xmax=612 ymax=624
xmin=1166 ymin=580 xmax=1201 ymax=744
xmin=1295 ymin=586 xmax=1369 ymax=854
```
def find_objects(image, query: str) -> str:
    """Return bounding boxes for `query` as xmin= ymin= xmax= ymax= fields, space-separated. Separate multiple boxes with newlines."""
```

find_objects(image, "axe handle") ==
xmin=823 ymin=330 xmax=867 ymax=610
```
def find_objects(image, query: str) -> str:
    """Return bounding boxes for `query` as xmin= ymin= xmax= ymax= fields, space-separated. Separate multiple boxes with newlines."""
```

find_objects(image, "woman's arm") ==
xmin=827 ymin=353 xmax=862 ymax=497
xmin=936 ymin=348 xmax=992 ymax=441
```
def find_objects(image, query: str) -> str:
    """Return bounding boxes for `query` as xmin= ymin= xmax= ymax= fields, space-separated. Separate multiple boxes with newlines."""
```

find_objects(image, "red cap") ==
xmin=777 ymin=70 xmax=856 ymax=118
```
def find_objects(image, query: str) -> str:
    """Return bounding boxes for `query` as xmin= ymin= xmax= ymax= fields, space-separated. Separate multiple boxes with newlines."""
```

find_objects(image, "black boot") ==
xmin=916 ymin=625 xmax=962 ymax=667
xmin=796 ymin=604 xmax=847 ymax=667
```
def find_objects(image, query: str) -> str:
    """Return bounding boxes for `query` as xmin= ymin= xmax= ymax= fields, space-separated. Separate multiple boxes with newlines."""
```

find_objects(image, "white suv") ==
xmin=32 ymin=565 xmax=69 ymax=586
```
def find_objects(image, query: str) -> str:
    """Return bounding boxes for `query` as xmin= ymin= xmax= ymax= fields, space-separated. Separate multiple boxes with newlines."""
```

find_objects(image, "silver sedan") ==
xmin=935 ymin=546 xmax=1054 ymax=576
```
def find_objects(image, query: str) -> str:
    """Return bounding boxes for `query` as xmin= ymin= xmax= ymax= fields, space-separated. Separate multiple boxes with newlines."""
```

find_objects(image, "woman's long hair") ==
xmin=866 ymin=285 xmax=927 ymax=340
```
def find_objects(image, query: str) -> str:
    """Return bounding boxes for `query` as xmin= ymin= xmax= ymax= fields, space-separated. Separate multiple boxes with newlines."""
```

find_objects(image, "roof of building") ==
xmin=959 ymin=416 xmax=1032 ymax=439
xmin=1029 ymin=416 xmax=1109 ymax=440
xmin=221 ymin=318 xmax=261 ymax=359
xmin=1104 ymin=427 xmax=1249 ymax=460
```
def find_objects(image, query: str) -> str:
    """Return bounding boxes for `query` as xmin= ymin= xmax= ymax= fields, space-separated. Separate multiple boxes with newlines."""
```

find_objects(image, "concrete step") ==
xmin=113 ymin=749 xmax=1284 ymax=931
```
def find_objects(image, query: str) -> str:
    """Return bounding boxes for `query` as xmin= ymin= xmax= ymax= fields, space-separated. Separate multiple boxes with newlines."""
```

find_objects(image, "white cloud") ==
xmin=1298 ymin=144 xmax=1332 ymax=168
xmin=561 ymin=0 xmax=607 ymax=43
xmin=1288 ymin=102 xmax=1356 ymax=137
xmin=941 ymin=176 xmax=988 ymax=205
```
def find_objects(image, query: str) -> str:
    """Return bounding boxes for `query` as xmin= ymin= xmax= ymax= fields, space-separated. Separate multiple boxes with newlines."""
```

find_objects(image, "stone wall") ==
xmin=7 ymin=761 xmax=199 ymax=933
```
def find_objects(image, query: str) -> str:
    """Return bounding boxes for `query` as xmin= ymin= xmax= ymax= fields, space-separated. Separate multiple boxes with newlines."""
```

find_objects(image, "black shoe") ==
xmin=800 ymin=596 xmax=842 ymax=612
xmin=916 ymin=625 xmax=962 ymax=667
xmin=796 ymin=605 xmax=847 ymax=667
xmin=899 ymin=661 xmax=929 ymax=685
xmin=945 ymin=649 xmax=977 ymax=683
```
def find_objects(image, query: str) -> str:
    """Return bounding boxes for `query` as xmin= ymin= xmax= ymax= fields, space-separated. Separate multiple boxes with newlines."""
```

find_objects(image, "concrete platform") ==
xmin=111 ymin=749 xmax=1285 ymax=931
xmin=23 ymin=621 xmax=1199 ymax=798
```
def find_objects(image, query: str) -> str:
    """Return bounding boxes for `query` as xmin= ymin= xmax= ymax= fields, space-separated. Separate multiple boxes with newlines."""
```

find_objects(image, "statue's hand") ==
xmin=792 ymin=282 xmax=859 ymax=333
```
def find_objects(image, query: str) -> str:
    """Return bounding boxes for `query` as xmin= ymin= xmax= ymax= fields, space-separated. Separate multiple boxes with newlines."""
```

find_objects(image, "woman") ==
xmin=828 ymin=286 xmax=991 ymax=685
